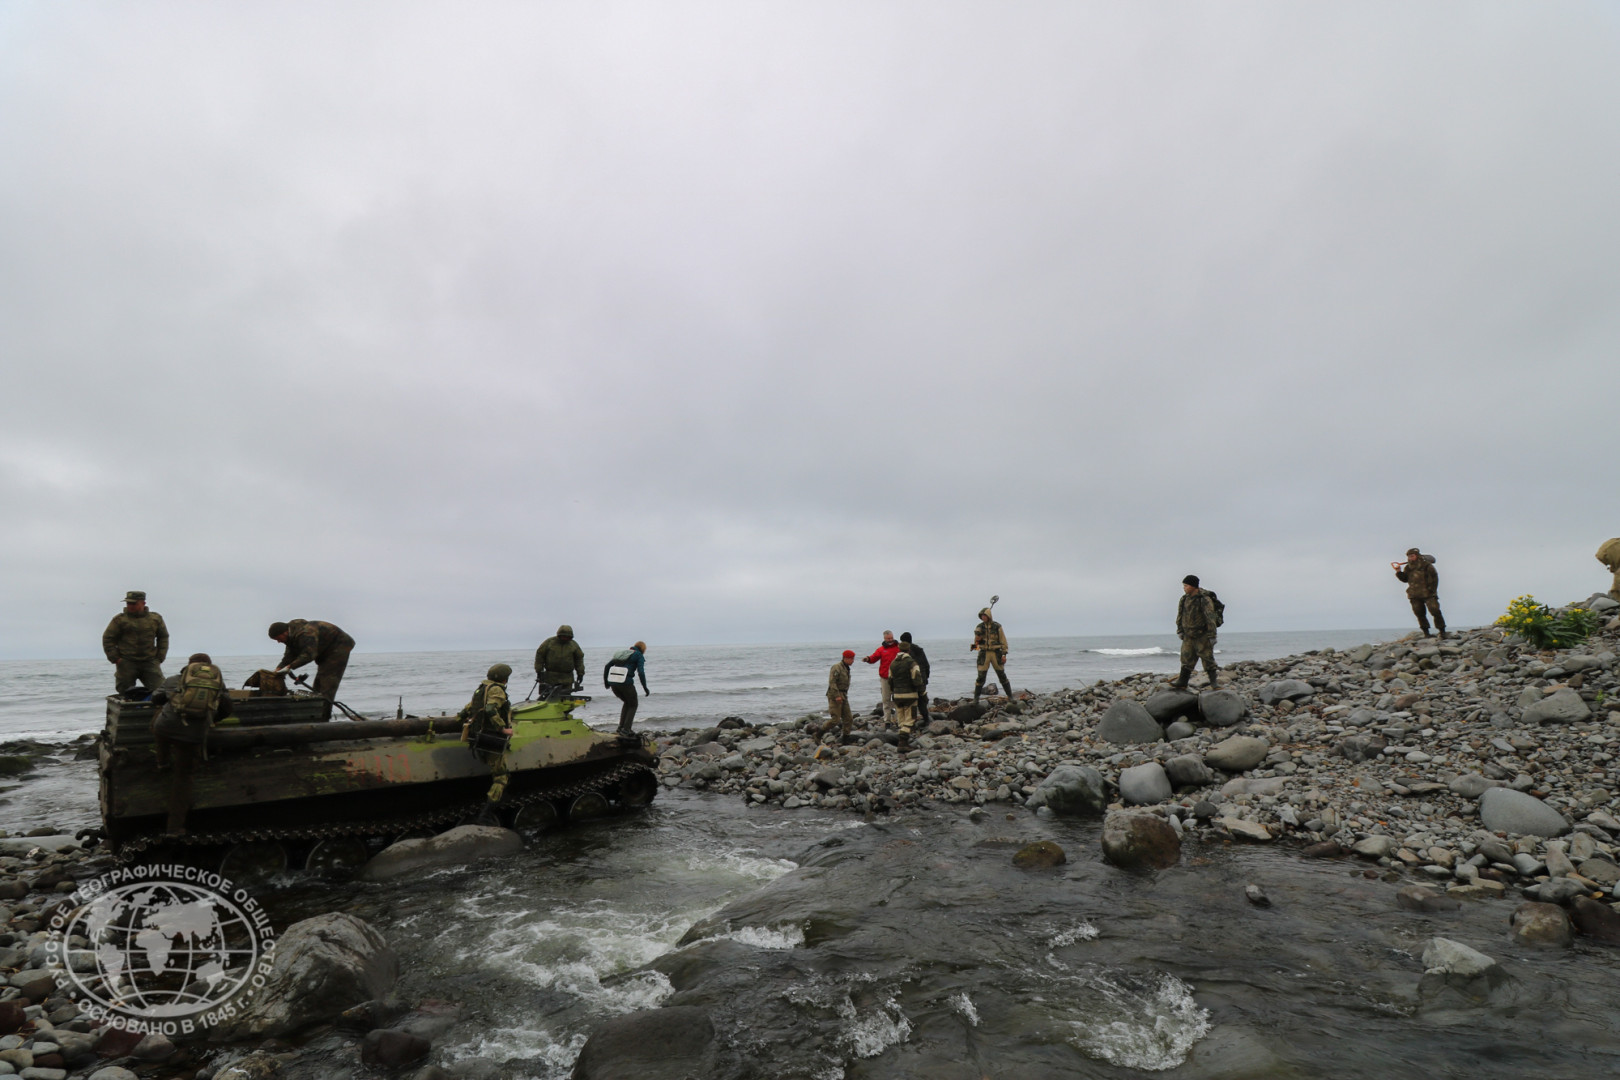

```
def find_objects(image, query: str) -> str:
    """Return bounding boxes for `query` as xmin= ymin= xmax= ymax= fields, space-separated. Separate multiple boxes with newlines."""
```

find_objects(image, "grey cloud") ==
xmin=2 ymin=3 xmax=1617 ymax=658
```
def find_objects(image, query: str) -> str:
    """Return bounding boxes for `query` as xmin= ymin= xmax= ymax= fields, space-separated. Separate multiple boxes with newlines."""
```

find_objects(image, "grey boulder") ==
xmin=1422 ymin=937 xmax=1496 ymax=977
xmin=1165 ymin=754 xmax=1215 ymax=789
xmin=1198 ymin=690 xmax=1249 ymax=728
xmin=1447 ymin=773 xmax=1499 ymax=798
xmin=1119 ymin=762 xmax=1172 ymax=805
xmin=1258 ymin=679 xmax=1315 ymax=706
xmin=1100 ymin=809 xmax=1181 ymax=870
xmin=1522 ymin=688 xmax=1592 ymax=725
xmin=1025 ymin=765 xmax=1107 ymax=817
xmin=572 ymin=1006 xmax=717 ymax=1080
xmin=361 ymin=825 xmax=522 ymax=881
xmin=1338 ymin=735 xmax=1387 ymax=763
xmin=211 ymin=914 xmax=397 ymax=1040
xmin=1205 ymin=735 xmax=1270 ymax=773
xmin=1478 ymin=787 xmax=1571 ymax=838
xmin=1096 ymin=700 xmax=1163 ymax=745
xmin=1142 ymin=689 xmax=1200 ymax=723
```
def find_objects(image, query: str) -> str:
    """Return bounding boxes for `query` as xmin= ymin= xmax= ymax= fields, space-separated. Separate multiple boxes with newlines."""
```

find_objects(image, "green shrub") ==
xmin=1494 ymin=595 xmax=1599 ymax=650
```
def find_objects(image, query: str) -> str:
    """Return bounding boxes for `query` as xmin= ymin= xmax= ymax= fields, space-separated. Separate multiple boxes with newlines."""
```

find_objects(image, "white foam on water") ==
xmin=1065 ymin=971 xmax=1210 ymax=1072
xmin=1049 ymin=920 xmax=1100 ymax=946
xmin=950 ymin=991 xmax=980 ymax=1026
xmin=708 ymin=923 xmax=805 ymax=949
xmin=453 ymin=1026 xmax=587 ymax=1077
xmin=686 ymin=850 xmax=799 ymax=882
xmin=1088 ymin=647 xmax=1166 ymax=656
xmin=837 ymin=990 xmax=912 ymax=1059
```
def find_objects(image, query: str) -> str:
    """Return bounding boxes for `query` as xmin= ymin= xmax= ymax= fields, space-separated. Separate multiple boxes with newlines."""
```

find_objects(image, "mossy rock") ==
xmin=0 ymin=757 xmax=34 ymax=778
xmin=1012 ymin=841 xmax=1067 ymax=869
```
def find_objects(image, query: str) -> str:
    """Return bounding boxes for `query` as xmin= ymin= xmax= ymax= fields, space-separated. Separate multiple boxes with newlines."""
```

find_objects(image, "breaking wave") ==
xmin=1088 ymin=647 xmax=1167 ymax=656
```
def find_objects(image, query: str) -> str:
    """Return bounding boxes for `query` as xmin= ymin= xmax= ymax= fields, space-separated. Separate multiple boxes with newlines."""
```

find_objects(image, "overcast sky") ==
xmin=2 ymin=3 xmax=1617 ymax=660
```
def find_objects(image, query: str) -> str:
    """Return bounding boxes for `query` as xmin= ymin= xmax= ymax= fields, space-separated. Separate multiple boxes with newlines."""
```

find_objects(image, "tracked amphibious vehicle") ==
xmin=97 ymin=687 xmax=658 ymax=878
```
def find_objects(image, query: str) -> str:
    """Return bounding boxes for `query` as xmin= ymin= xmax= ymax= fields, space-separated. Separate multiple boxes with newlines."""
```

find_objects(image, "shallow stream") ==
xmin=11 ymin=754 xmax=1620 ymax=1078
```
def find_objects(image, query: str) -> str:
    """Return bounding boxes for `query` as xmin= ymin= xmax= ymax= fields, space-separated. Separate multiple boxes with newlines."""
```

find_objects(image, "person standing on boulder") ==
xmin=603 ymin=642 xmax=650 ymax=741
xmin=863 ymin=631 xmax=901 ymax=724
xmin=1173 ymin=575 xmax=1220 ymax=690
xmin=971 ymin=608 xmax=1012 ymax=703
xmin=1394 ymin=548 xmax=1446 ymax=639
xmin=826 ymin=650 xmax=856 ymax=743
xmin=888 ymin=642 xmax=924 ymax=747
xmin=900 ymin=632 xmax=931 ymax=727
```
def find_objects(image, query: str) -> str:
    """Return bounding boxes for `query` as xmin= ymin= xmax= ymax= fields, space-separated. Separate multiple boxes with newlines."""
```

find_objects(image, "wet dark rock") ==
xmin=1244 ymin=884 xmax=1271 ymax=907
xmin=1101 ymin=809 xmax=1181 ymax=870
xmin=213 ymin=1052 xmax=282 ymax=1080
xmin=361 ymin=825 xmax=523 ymax=881
xmin=92 ymin=1026 xmax=142 ymax=1057
xmin=948 ymin=702 xmax=987 ymax=724
xmin=1096 ymin=700 xmax=1162 ymax=745
xmin=1191 ymin=800 xmax=1218 ymax=821
xmin=924 ymin=720 xmax=957 ymax=736
xmin=1510 ymin=902 xmax=1574 ymax=946
xmin=1024 ymin=765 xmax=1106 ymax=816
xmin=211 ymin=913 xmax=398 ymax=1040
xmin=571 ymin=1005 xmax=717 ymax=1080
xmin=362 ymin=1028 xmax=432 ymax=1069
xmin=1197 ymin=690 xmax=1249 ymax=727
xmin=810 ymin=767 xmax=846 ymax=790
xmin=1012 ymin=841 xmax=1066 ymax=869
xmin=1301 ymin=841 xmax=1343 ymax=859
xmin=0 ymin=757 xmax=34 ymax=778
xmin=131 ymin=1032 xmax=176 ymax=1060
xmin=1525 ymin=878 xmax=1587 ymax=904
xmin=1569 ymin=897 xmax=1620 ymax=945
xmin=1397 ymin=885 xmax=1460 ymax=913
xmin=980 ymin=723 xmax=1023 ymax=740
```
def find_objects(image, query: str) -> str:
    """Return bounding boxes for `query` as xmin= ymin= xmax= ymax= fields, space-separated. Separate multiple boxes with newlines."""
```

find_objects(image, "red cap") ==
xmin=842 ymin=650 xmax=855 ymax=660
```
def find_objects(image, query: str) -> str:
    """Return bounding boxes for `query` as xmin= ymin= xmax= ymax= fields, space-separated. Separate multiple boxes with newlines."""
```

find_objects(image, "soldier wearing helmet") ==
xmin=460 ymin=663 xmax=515 ymax=804
xmin=534 ymin=625 xmax=586 ymax=692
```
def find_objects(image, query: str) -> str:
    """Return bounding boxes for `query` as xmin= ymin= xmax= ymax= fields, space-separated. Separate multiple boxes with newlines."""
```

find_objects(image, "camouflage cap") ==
xmin=556 ymin=625 xmax=573 ymax=637
xmin=124 ymin=590 xmax=146 ymax=603
xmin=487 ymin=663 xmax=513 ymax=682
xmin=268 ymin=622 xmax=290 ymax=638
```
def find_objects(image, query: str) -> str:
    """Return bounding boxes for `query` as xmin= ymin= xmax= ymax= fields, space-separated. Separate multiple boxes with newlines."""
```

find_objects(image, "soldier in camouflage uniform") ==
xmin=826 ymin=650 xmax=856 ymax=742
xmin=1394 ymin=548 xmax=1446 ymax=639
xmin=270 ymin=619 xmax=356 ymax=718
xmin=1173 ymin=575 xmax=1219 ymax=689
xmin=534 ymin=625 xmax=586 ymax=692
xmin=102 ymin=590 xmax=169 ymax=696
xmin=971 ymin=608 xmax=1012 ymax=702
xmin=460 ymin=663 xmax=515 ymax=804
xmin=888 ymin=642 xmax=924 ymax=747
xmin=149 ymin=652 xmax=234 ymax=834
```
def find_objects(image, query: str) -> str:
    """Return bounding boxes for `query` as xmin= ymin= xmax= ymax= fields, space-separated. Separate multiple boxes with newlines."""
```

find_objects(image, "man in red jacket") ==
xmin=863 ymin=631 xmax=900 ymax=725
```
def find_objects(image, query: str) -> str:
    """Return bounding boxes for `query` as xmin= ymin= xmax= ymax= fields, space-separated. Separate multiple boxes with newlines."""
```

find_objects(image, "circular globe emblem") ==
xmin=46 ymin=871 xmax=274 ymax=1028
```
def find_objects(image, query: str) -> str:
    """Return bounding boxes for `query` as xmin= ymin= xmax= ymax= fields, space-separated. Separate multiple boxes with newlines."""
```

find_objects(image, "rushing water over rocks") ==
xmin=245 ymin=790 xmax=1620 ymax=1080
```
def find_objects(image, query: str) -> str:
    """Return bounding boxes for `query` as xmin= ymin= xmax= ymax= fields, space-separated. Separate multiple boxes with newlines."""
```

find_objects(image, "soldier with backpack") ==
xmin=149 ymin=652 xmax=234 ymax=834
xmin=459 ymin=663 xmax=515 ymax=804
xmin=1173 ymin=575 xmax=1223 ymax=690
xmin=602 ymin=642 xmax=649 ymax=741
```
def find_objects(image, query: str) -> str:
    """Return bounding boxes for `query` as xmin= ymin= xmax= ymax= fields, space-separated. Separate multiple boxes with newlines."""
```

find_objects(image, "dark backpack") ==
xmin=174 ymin=662 xmax=225 ymax=723
xmin=1206 ymin=590 xmax=1226 ymax=628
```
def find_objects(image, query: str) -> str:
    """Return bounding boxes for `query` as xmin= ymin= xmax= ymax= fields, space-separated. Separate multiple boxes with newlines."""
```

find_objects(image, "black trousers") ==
xmin=611 ymin=683 xmax=638 ymax=732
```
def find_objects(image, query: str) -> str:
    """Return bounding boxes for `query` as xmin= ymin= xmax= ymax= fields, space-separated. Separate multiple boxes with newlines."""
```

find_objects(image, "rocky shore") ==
xmin=654 ymin=594 xmax=1620 ymax=934
xmin=3 ymin=596 xmax=1619 ymax=1079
